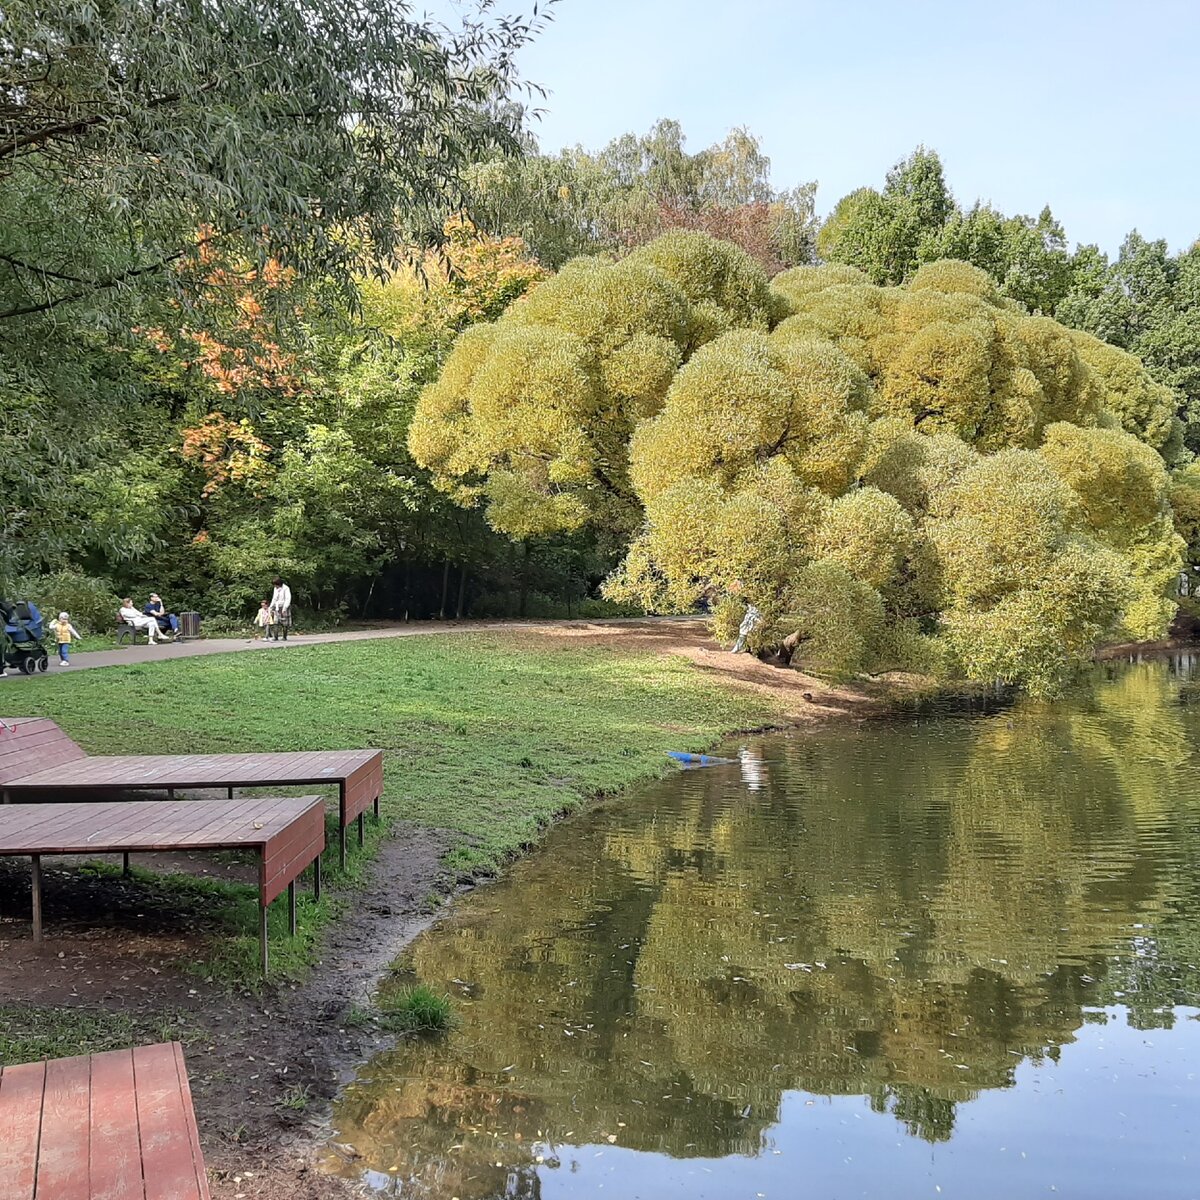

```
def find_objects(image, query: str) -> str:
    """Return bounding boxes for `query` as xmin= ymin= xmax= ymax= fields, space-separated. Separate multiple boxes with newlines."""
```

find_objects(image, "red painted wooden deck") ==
xmin=0 ymin=1041 xmax=210 ymax=1199
xmin=0 ymin=796 xmax=325 ymax=974
xmin=0 ymin=717 xmax=384 ymax=866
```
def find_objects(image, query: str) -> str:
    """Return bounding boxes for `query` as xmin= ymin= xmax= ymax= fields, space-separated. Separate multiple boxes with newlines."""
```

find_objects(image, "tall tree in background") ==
xmin=464 ymin=119 xmax=818 ymax=272
xmin=817 ymin=146 xmax=1077 ymax=314
xmin=0 ymin=0 xmax=549 ymax=586
xmin=1058 ymin=233 xmax=1200 ymax=454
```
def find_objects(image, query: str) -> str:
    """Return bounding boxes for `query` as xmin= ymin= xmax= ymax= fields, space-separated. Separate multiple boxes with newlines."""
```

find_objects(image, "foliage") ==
xmin=463 ymin=119 xmax=818 ymax=272
xmin=0 ymin=0 xmax=550 ymax=587
xmin=413 ymin=243 xmax=1188 ymax=694
xmin=816 ymin=146 xmax=1077 ymax=316
xmin=1058 ymin=233 xmax=1200 ymax=453
xmin=410 ymin=232 xmax=780 ymax=541
xmin=15 ymin=570 xmax=121 ymax=634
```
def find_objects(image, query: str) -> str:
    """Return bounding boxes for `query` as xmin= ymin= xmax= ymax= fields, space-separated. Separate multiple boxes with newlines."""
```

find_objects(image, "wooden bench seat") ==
xmin=0 ymin=796 xmax=324 ymax=975
xmin=0 ymin=1041 xmax=210 ymax=1199
xmin=0 ymin=717 xmax=384 ymax=867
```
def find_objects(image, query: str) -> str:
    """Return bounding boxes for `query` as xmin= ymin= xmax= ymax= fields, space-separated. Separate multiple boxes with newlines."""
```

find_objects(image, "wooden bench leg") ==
xmin=122 ymin=852 xmax=130 ymax=877
xmin=288 ymin=880 xmax=297 ymax=937
xmin=313 ymin=854 xmax=321 ymax=902
xmin=31 ymin=854 xmax=43 ymax=945
xmin=259 ymin=899 xmax=269 ymax=979
xmin=357 ymin=812 xmax=365 ymax=847
xmin=339 ymin=824 xmax=347 ymax=871
xmin=374 ymin=795 xmax=381 ymax=820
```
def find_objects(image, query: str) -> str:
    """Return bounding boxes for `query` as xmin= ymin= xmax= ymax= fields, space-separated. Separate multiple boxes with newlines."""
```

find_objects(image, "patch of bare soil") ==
xmin=494 ymin=617 xmax=898 ymax=723
xmin=0 ymin=821 xmax=456 ymax=1200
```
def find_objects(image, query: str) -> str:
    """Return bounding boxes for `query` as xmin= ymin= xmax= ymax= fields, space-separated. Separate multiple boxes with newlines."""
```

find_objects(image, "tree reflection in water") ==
xmin=328 ymin=658 xmax=1200 ymax=1197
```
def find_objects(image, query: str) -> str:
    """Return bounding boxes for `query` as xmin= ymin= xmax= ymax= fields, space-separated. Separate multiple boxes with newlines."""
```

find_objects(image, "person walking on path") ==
xmin=252 ymin=599 xmax=272 ymax=641
xmin=269 ymin=576 xmax=292 ymax=641
xmin=48 ymin=611 xmax=82 ymax=665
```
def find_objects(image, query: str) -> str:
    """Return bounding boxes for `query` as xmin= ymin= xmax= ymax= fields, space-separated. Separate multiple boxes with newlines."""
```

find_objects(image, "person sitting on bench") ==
xmin=119 ymin=598 xmax=167 ymax=644
xmin=144 ymin=593 xmax=180 ymax=637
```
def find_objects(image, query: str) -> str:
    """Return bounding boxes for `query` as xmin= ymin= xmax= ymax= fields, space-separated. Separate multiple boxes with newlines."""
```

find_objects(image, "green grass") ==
xmin=377 ymin=984 xmax=454 ymax=1033
xmin=0 ymin=1004 xmax=195 ymax=1064
xmin=8 ymin=632 xmax=779 ymax=986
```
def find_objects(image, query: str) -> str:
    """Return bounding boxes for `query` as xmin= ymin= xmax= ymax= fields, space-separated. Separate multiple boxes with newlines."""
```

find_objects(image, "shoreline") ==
xmin=2 ymin=620 xmax=861 ymax=1199
xmin=2 ymin=623 xmax=1190 ymax=1198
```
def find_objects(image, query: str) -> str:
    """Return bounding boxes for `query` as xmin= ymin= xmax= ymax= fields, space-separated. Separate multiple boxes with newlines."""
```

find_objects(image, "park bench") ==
xmin=114 ymin=615 xmax=151 ymax=646
xmin=0 ymin=716 xmax=383 ymax=866
xmin=0 ymin=1041 xmax=210 ymax=1199
xmin=0 ymin=795 xmax=324 ymax=975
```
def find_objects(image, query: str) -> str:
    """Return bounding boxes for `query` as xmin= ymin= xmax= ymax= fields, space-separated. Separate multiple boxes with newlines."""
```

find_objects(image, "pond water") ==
xmin=326 ymin=656 xmax=1200 ymax=1199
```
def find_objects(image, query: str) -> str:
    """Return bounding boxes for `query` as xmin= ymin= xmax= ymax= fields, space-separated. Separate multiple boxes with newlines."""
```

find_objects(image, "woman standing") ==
xmin=269 ymin=576 xmax=292 ymax=641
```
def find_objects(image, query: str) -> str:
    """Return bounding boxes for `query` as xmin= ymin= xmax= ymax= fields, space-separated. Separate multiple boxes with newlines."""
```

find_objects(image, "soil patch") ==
xmin=0 ymin=821 xmax=453 ymax=1199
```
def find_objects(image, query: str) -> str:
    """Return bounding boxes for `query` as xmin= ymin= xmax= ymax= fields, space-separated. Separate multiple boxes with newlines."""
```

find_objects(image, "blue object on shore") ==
xmin=667 ymin=751 xmax=737 ymax=767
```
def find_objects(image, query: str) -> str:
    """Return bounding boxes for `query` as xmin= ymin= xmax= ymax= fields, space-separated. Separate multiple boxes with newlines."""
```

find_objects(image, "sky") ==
xmin=450 ymin=0 xmax=1198 ymax=257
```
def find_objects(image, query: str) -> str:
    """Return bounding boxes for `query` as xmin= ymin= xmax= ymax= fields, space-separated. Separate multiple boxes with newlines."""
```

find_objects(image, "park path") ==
xmin=1 ymin=617 xmax=676 ymax=678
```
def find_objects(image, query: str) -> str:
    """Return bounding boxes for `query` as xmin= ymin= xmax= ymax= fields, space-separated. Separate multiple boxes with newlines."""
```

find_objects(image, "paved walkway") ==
xmin=1 ymin=617 xmax=677 ymax=678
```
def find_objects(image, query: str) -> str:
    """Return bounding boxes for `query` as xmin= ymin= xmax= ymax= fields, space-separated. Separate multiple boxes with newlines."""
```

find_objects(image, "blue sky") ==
xmin=462 ymin=0 xmax=1197 ymax=256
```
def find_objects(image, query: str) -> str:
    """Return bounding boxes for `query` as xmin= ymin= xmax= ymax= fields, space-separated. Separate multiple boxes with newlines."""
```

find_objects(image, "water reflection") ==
xmin=328 ymin=659 xmax=1200 ymax=1198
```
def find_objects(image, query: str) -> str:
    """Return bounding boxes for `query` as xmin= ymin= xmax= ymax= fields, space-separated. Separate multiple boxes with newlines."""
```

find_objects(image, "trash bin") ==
xmin=179 ymin=611 xmax=202 ymax=640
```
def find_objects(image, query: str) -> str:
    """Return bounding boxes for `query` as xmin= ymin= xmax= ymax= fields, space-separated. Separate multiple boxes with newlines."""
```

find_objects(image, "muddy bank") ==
xmin=0 ymin=822 xmax=454 ymax=1200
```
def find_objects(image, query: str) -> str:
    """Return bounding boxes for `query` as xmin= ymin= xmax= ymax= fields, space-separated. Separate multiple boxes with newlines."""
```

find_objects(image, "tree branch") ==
xmin=0 ymin=85 xmax=213 ymax=161
xmin=0 ymin=250 xmax=188 ymax=320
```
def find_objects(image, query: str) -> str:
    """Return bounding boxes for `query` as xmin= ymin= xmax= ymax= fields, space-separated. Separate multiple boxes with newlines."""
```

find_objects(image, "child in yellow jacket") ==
xmin=48 ymin=611 xmax=82 ymax=666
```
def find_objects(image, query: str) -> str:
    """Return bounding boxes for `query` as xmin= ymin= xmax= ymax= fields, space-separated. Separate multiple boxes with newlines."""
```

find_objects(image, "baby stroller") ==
xmin=0 ymin=598 xmax=50 ymax=673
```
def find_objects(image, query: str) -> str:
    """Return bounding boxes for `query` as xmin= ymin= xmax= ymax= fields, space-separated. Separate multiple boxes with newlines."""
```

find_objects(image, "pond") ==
xmin=326 ymin=656 xmax=1200 ymax=1199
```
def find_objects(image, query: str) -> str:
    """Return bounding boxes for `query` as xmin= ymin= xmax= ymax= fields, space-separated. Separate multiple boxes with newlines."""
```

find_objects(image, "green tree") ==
xmin=464 ymin=120 xmax=818 ymax=272
xmin=0 ymin=0 xmax=548 ymax=588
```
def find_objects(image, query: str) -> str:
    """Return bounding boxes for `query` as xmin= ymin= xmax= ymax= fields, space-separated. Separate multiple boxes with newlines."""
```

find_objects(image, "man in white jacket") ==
xmin=269 ymin=577 xmax=292 ymax=641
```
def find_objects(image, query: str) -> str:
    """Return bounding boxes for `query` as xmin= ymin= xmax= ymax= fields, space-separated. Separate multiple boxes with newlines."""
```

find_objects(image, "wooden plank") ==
xmin=133 ymin=1044 xmax=204 ymax=1200
xmin=172 ymin=1044 xmax=210 ymax=1200
xmin=0 ymin=718 xmax=88 ymax=784
xmin=0 ymin=798 xmax=323 ymax=856
xmin=0 ymin=1060 xmax=46 ymax=1200
xmin=89 ymin=1049 xmax=144 ymax=1200
xmin=36 ymin=1053 xmax=92 ymax=1199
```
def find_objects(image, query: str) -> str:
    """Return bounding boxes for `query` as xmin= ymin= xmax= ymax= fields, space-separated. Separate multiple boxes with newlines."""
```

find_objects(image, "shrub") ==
xmin=15 ymin=571 xmax=120 ymax=634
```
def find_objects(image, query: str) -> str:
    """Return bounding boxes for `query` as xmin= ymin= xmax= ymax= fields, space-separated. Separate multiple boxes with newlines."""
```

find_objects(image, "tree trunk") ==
xmin=517 ymin=542 xmax=530 ymax=618
xmin=439 ymin=559 xmax=450 ymax=619
xmin=402 ymin=558 xmax=411 ymax=622
xmin=455 ymin=565 xmax=467 ymax=619
xmin=760 ymin=630 xmax=805 ymax=667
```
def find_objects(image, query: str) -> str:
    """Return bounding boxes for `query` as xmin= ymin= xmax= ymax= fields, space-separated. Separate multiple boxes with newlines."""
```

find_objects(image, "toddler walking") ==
xmin=48 ymin=611 xmax=82 ymax=665
xmin=253 ymin=599 xmax=272 ymax=641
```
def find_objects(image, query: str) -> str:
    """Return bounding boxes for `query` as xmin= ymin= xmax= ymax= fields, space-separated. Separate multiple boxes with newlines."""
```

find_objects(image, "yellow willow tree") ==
xmin=410 ymin=240 xmax=1188 ymax=695
xmin=408 ymin=231 xmax=777 ymax=540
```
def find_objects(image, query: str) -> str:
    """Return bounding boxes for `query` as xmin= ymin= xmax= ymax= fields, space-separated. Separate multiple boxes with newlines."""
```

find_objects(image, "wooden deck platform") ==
xmin=0 ymin=796 xmax=324 ymax=975
xmin=0 ymin=717 xmax=384 ymax=867
xmin=0 ymin=1041 xmax=210 ymax=1199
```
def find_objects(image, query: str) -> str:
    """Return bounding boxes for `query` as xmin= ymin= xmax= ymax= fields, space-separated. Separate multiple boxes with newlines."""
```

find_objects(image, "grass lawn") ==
xmin=5 ymin=631 xmax=781 ymax=985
